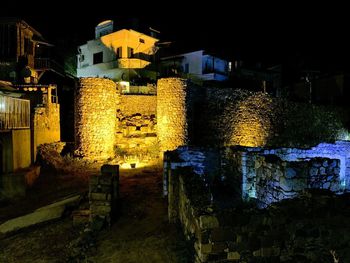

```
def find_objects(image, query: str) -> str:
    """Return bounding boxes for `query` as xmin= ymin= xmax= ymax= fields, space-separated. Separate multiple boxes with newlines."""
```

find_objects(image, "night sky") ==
xmin=2 ymin=2 xmax=349 ymax=71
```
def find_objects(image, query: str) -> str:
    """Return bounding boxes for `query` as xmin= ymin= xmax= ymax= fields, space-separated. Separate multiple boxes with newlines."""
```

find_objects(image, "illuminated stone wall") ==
xmin=157 ymin=78 xmax=189 ymax=152
xmin=119 ymin=95 xmax=156 ymax=116
xmin=33 ymin=92 xmax=60 ymax=161
xmin=195 ymin=88 xmax=344 ymax=148
xmin=227 ymin=93 xmax=275 ymax=147
xmin=164 ymin=141 xmax=350 ymax=206
xmin=75 ymin=78 xmax=118 ymax=160
xmin=254 ymin=156 xmax=341 ymax=207
xmin=167 ymin=167 xmax=350 ymax=262
xmin=115 ymin=94 xmax=158 ymax=162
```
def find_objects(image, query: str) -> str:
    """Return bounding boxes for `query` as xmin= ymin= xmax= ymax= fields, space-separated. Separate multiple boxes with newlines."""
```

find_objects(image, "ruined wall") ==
xmin=157 ymin=78 xmax=188 ymax=152
xmin=33 ymin=100 xmax=60 ymax=161
xmin=255 ymin=156 xmax=341 ymax=207
xmin=165 ymin=142 xmax=350 ymax=208
xmin=196 ymin=88 xmax=345 ymax=148
xmin=169 ymin=171 xmax=350 ymax=263
xmin=75 ymin=78 xmax=117 ymax=160
xmin=119 ymin=95 xmax=156 ymax=116
xmin=115 ymin=94 xmax=158 ymax=163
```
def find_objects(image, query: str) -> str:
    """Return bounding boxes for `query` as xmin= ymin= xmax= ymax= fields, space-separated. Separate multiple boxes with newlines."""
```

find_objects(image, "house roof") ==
xmin=0 ymin=17 xmax=51 ymax=45
xmin=0 ymin=81 xmax=24 ymax=98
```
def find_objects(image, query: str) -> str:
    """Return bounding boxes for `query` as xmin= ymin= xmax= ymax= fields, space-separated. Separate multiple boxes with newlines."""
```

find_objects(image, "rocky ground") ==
xmin=0 ymin=163 xmax=191 ymax=263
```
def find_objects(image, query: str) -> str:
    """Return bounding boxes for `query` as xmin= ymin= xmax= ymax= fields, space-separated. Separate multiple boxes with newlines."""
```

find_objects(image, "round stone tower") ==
xmin=75 ymin=78 xmax=118 ymax=160
xmin=157 ymin=78 xmax=188 ymax=152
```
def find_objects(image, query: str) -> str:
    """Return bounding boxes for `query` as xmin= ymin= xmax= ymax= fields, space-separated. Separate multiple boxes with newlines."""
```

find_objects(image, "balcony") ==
xmin=34 ymin=58 xmax=65 ymax=77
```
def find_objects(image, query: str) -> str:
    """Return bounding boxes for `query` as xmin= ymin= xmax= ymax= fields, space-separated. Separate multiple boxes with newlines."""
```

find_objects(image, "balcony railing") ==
xmin=34 ymin=58 xmax=64 ymax=74
xmin=202 ymin=67 xmax=228 ymax=76
xmin=0 ymin=94 xmax=30 ymax=129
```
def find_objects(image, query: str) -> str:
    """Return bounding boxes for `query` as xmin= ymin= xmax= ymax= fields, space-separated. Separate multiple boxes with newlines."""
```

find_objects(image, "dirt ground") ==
xmin=0 ymin=163 xmax=191 ymax=263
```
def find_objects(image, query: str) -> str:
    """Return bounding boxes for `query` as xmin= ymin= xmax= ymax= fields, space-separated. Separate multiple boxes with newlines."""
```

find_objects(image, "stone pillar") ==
xmin=75 ymin=78 xmax=118 ymax=160
xmin=157 ymin=78 xmax=188 ymax=152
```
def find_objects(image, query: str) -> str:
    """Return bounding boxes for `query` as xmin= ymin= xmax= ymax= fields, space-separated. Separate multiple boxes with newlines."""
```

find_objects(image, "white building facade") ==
xmin=161 ymin=50 xmax=231 ymax=82
xmin=77 ymin=20 xmax=159 ymax=83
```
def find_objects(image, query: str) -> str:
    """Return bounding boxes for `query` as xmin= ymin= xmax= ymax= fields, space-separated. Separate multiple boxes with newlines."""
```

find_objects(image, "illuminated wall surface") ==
xmin=157 ymin=78 xmax=188 ymax=152
xmin=164 ymin=142 xmax=350 ymax=207
xmin=229 ymin=94 xmax=274 ymax=147
xmin=77 ymin=29 xmax=158 ymax=80
xmin=75 ymin=78 xmax=118 ymax=160
xmin=33 ymin=97 xmax=60 ymax=161
xmin=238 ymin=141 xmax=350 ymax=207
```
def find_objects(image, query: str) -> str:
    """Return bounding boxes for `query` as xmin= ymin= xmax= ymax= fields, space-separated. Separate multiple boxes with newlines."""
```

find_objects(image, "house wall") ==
xmin=0 ymin=131 xmax=13 ymax=174
xmin=12 ymin=129 xmax=31 ymax=170
xmin=182 ymin=50 xmax=203 ymax=76
xmin=75 ymin=78 xmax=118 ymax=160
xmin=77 ymin=29 xmax=158 ymax=79
xmin=202 ymin=55 xmax=228 ymax=74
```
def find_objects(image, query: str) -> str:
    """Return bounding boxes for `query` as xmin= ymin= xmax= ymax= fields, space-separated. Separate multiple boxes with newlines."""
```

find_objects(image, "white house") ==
xmin=77 ymin=20 xmax=159 ymax=83
xmin=161 ymin=50 xmax=231 ymax=82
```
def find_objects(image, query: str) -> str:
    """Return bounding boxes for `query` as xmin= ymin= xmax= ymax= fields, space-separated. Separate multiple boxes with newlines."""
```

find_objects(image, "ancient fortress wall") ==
xmin=157 ymin=78 xmax=188 ymax=152
xmin=119 ymin=95 xmax=156 ymax=116
xmin=73 ymin=77 xmax=346 ymax=160
xmin=75 ymin=78 xmax=118 ymax=160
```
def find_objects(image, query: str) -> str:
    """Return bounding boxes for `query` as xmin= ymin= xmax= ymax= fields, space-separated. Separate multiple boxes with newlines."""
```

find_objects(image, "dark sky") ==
xmin=2 ymin=2 xmax=349 ymax=70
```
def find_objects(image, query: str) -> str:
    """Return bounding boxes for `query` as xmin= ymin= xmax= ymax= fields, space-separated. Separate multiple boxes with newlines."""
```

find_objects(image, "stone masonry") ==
xmin=169 ymin=168 xmax=350 ymax=263
xmin=75 ymin=78 xmax=118 ymax=160
xmin=157 ymin=78 xmax=188 ymax=152
xmin=89 ymin=165 xmax=119 ymax=227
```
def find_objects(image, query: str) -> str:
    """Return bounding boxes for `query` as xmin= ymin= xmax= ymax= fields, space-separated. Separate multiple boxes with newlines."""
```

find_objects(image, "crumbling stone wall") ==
xmin=165 ymin=142 xmax=350 ymax=208
xmin=168 ymin=168 xmax=350 ymax=263
xmin=33 ymin=89 xmax=60 ymax=161
xmin=255 ymin=156 xmax=341 ymax=207
xmin=173 ymin=173 xmax=350 ymax=262
xmin=195 ymin=88 xmax=345 ymax=148
xmin=75 ymin=78 xmax=118 ymax=160
xmin=89 ymin=165 xmax=119 ymax=226
xmin=157 ymin=78 xmax=188 ymax=152
xmin=116 ymin=94 xmax=157 ymax=162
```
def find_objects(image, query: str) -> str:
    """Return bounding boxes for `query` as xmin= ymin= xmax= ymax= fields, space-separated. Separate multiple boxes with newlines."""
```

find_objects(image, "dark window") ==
xmin=136 ymin=126 xmax=141 ymax=131
xmin=93 ymin=52 xmax=103 ymax=64
xmin=127 ymin=47 xmax=134 ymax=58
xmin=139 ymin=38 xmax=145 ymax=43
xmin=116 ymin=47 xmax=122 ymax=58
